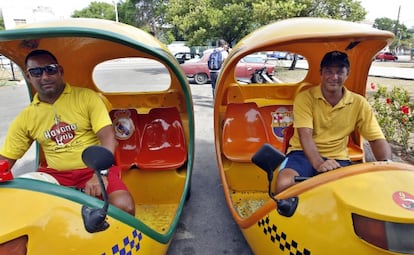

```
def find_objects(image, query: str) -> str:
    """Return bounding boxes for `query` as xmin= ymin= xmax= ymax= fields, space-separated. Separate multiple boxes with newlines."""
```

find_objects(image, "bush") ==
xmin=369 ymin=83 xmax=414 ymax=153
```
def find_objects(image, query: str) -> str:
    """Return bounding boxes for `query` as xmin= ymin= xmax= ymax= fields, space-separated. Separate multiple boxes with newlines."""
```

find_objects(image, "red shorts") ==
xmin=37 ymin=165 xmax=128 ymax=194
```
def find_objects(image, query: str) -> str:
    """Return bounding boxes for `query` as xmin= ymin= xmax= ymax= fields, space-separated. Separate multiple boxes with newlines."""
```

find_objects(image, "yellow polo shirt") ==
xmin=288 ymin=85 xmax=384 ymax=160
xmin=0 ymin=84 xmax=112 ymax=170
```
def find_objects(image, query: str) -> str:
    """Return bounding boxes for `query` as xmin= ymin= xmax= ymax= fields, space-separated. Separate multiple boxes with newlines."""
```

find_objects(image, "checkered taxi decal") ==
xmin=258 ymin=216 xmax=311 ymax=255
xmin=102 ymin=229 xmax=143 ymax=255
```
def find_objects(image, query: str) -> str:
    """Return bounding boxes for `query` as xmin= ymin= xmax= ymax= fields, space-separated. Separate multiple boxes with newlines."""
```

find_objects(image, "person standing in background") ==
xmin=208 ymin=39 xmax=229 ymax=98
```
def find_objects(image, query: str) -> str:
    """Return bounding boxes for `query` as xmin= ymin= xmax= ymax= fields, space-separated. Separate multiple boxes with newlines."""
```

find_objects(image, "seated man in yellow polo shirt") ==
xmin=276 ymin=51 xmax=392 ymax=194
xmin=0 ymin=49 xmax=135 ymax=215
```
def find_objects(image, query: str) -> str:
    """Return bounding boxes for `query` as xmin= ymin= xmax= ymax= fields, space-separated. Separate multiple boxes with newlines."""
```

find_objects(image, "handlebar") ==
xmin=294 ymin=176 xmax=309 ymax=182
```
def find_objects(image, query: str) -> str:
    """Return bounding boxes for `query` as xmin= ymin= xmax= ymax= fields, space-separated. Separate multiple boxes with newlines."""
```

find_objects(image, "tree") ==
xmin=71 ymin=1 xmax=173 ymax=43
xmin=373 ymin=17 xmax=395 ymax=32
xmin=72 ymin=2 xmax=117 ymax=21
xmin=71 ymin=0 xmax=368 ymax=47
xmin=374 ymin=17 xmax=413 ymax=51
xmin=297 ymin=0 xmax=366 ymax=21
xmin=0 ymin=16 xmax=4 ymax=31
xmin=117 ymin=1 xmax=137 ymax=26
xmin=166 ymin=0 xmax=367 ymax=47
xmin=129 ymin=0 xmax=168 ymax=37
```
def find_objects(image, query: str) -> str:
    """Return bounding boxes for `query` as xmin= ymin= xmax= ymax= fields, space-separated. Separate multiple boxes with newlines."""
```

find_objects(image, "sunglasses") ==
xmin=27 ymin=64 xmax=59 ymax=77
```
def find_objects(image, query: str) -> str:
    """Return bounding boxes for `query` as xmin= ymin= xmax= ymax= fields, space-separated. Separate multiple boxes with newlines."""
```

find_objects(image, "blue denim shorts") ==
xmin=280 ymin=150 xmax=351 ymax=177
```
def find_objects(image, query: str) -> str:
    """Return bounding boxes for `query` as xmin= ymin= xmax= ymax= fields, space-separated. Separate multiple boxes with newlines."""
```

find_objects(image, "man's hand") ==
xmin=316 ymin=159 xmax=341 ymax=173
xmin=84 ymin=174 xmax=108 ymax=197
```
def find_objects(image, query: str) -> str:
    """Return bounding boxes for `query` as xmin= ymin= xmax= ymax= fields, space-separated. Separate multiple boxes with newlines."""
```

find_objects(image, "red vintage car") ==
xmin=180 ymin=49 xmax=275 ymax=84
xmin=375 ymin=51 xmax=398 ymax=61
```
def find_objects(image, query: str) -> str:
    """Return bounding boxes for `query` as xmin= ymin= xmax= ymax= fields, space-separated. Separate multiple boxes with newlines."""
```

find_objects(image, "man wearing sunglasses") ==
xmin=0 ymin=49 xmax=135 ymax=215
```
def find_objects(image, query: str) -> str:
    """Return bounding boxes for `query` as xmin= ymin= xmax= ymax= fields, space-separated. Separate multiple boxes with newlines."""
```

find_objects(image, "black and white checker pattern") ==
xmin=258 ymin=216 xmax=311 ymax=255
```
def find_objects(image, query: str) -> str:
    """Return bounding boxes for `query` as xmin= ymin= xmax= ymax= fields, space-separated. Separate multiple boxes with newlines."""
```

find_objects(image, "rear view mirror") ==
xmin=252 ymin=144 xmax=297 ymax=217
xmin=251 ymin=143 xmax=286 ymax=182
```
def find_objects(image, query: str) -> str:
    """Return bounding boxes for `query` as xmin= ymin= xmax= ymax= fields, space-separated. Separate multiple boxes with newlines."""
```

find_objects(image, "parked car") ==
xmin=375 ymin=52 xmax=398 ymax=61
xmin=180 ymin=50 xmax=274 ymax=84
xmin=174 ymin=52 xmax=201 ymax=64
xmin=266 ymin=51 xmax=293 ymax=60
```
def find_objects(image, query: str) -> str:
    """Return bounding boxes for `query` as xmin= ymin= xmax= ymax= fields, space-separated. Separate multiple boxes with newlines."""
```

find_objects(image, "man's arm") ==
xmin=298 ymin=127 xmax=324 ymax=168
xmin=368 ymin=139 xmax=392 ymax=161
xmin=96 ymin=125 xmax=117 ymax=155
xmin=298 ymin=127 xmax=340 ymax=172
xmin=84 ymin=125 xmax=117 ymax=197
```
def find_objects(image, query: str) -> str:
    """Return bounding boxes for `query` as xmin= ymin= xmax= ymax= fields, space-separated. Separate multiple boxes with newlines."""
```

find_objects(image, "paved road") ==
xmin=166 ymin=84 xmax=254 ymax=255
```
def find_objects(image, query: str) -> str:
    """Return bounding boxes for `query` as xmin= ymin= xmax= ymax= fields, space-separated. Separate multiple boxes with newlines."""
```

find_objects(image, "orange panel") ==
xmin=222 ymin=103 xmax=269 ymax=162
xmin=110 ymin=109 xmax=141 ymax=169
xmin=136 ymin=107 xmax=187 ymax=170
xmin=259 ymin=105 xmax=293 ymax=152
xmin=348 ymin=135 xmax=364 ymax=162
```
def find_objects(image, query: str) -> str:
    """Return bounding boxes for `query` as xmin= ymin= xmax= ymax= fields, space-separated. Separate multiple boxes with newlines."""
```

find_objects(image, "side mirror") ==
xmin=251 ymin=143 xmax=286 ymax=183
xmin=251 ymin=143 xmax=298 ymax=217
xmin=81 ymin=146 xmax=114 ymax=233
xmin=82 ymin=145 xmax=114 ymax=171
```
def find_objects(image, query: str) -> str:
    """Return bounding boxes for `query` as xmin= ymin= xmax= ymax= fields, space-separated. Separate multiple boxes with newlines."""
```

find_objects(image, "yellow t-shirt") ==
xmin=0 ymin=84 xmax=112 ymax=170
xmin=288 ymin=85 xmax=385 ymax=160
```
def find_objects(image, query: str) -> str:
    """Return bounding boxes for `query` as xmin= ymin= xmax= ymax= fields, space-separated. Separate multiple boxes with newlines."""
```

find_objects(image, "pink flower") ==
xmin=370 ymin=82 xmax=375 ymax=90
xmin=386 ymin=98 xmax=392 ymax=104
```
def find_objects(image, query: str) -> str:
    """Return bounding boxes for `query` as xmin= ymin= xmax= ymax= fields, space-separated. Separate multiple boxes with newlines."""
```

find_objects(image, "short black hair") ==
xmin=25 ymin=49 xmax=58 ymax=66
xmin=320 ymin=51 xmax=350 ymax=69
xmin=219 ymin=39 xmax=228 ymax=47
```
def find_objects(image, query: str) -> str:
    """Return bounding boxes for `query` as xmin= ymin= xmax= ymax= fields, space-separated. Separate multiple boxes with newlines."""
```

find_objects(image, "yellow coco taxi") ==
xmin=0 ymin=18 xmax=194 ymax=254
xmin=214 ymin=17 xmax=414 ymax=254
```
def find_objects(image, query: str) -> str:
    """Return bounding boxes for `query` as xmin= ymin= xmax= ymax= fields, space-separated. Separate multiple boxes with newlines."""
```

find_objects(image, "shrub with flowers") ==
xmin=369 ymin=83 xmax=414 ymax=153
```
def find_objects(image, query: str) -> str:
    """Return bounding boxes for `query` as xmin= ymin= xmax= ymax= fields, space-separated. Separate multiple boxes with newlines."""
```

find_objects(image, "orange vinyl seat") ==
xmin=110 ymin=109 xmax=141 ymax=169
xmin=136 ymin=107 xmax=187 ymax=170
xmin=282 ymin=124 xmax=294 ymax=154
xmin=222 ymin=103 xmax=269 ymax=162
xmin=347 ymin=134 xmax=364 ymax=162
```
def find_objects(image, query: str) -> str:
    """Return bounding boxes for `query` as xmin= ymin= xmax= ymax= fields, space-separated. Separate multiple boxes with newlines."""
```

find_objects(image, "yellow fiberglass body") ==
xmin=0 ymin=18 xmax=194 ymax=254
xmin=214 ymin=17 xmax=414 ymax=254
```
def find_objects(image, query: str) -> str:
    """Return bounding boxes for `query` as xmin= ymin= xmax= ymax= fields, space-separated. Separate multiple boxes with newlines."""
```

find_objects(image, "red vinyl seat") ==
xmin=136 ymin=107 xmax=187 ymax=170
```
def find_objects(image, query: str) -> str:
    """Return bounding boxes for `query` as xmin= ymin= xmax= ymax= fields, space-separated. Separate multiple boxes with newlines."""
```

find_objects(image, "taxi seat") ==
xmin=222 ymin=103 xmax=269 ymax=162
xmin=110 ymin=108 xmax=141 ymax=170
xmin=136 ymin=107 xmax=187 ymax=170
xmin=282 ymin=124 xmax=294 ymax=154
xmin=347 ymin=133 xmax=364 ymax=162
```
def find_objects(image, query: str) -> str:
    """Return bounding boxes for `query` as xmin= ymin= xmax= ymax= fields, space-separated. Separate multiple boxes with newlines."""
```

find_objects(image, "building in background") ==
xmin=1 ymin=6 xmax=65 ymax=29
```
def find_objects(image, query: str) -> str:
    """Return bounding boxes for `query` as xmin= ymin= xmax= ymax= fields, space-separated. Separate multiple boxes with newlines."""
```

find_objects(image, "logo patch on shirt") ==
xmin=44 ymin=122 xmax=77 ymax=146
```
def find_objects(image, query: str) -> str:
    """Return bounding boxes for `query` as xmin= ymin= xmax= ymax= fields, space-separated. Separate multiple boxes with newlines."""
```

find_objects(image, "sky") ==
xmin=1 ymin=0 xmax=413 ymax=27
xmin=0 ymin=0 xmax=113 ymax=18
xmin=360 ymin=0 xmax=414 ymax=27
